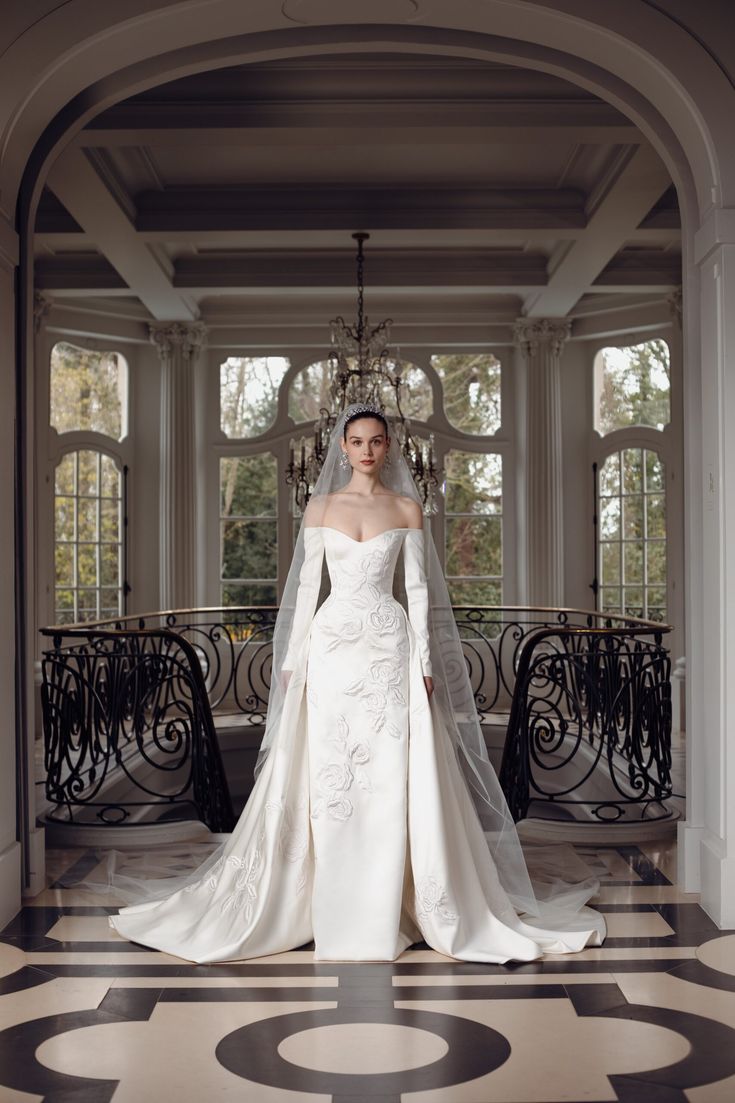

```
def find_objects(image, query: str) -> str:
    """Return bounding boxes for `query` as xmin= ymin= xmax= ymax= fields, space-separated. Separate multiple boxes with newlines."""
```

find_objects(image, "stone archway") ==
xmin=2 ymin=1 xmax=731 ymax=925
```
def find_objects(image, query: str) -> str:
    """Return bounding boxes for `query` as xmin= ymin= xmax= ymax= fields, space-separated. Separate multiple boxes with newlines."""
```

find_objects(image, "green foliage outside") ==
xmin=50 ymin=342 xmax=126 ymax=439
xmin=444 ymin=450 xmax=503 ymax=605
xmin=596 ymin=339 xmax=670 ymax=435
xmin=288 ymin=358 xmax=432 ymax=424
xmin=220 ymin=454 xmax=278 ymax=605
xmin=431 ymin=353 xmax=501 ymax=435
xmin=220 ymin=357 xmax=289 ymax=438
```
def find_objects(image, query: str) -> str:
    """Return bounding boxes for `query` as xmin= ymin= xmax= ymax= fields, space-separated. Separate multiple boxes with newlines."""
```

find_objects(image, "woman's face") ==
xmin=341 ymin=417 xmax=389 ymax=473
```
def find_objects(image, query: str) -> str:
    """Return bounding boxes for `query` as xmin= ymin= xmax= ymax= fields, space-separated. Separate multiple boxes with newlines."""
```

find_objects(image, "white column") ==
xmin=150 ymin=322 xmax=207 ymax=611
xmin=514 ymin=318 xmax=571 ymax=608
xmin=0 ymin=216 xmax=20 ymax=925
xmin=682 ymin=217 xmax=735 ymax=925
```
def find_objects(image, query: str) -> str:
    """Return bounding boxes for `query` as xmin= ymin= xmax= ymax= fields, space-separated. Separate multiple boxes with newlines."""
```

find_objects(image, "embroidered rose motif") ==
xmin=349 ymin=742 xmax=370 ymax=765
xmin=368 ymin=602 xmax=400 ymax=634
xmin=326 ymin=795 xmax=353 ymax=821
xmin=416 ymin=876 xmax=458 ymax=922
xmin=280 ymin=827 xmax=308 ymax=862
xmin=369 ymin=659 xmax=401 ymax=687
xmin=317 ymin=761 xmax=354 ymax=791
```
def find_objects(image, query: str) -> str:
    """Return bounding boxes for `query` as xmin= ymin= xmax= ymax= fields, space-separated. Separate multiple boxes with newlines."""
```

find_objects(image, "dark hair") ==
xmin=343 ymin=409 xmax=389 ymax=440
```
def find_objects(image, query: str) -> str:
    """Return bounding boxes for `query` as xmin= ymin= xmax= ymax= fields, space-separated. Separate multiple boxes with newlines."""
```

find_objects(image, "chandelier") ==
xmin=285 ymin=232 xmax=441 ymax=513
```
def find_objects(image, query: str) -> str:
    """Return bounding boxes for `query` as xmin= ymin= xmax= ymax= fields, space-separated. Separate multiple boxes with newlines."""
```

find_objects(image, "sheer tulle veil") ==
xmin=257 ymin=402 xmax=597 ymax=922
xmin=87 ymin=402 xmax=600 ymax=927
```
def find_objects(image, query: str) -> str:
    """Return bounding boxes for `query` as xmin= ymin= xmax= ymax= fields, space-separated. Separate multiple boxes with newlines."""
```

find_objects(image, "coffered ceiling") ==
xmin=35 ymin=53 xmax=681 ymax=340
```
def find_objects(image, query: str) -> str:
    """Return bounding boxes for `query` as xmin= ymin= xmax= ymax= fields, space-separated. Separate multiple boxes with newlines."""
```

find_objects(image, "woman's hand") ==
xmin=424 ymin=675 xmax=434 ymax=699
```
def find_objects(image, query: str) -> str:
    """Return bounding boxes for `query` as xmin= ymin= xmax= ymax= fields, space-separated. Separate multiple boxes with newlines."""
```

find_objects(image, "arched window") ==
xmin=598 ymin=447 xmax=667 ymax=621
xmin=444 ymin=450 xmax=503 ymax=605
xmin=220 ymin=356 xmax=289 ymax=438
xmin=431 ymin=353 xmax=501 ymax=434
xmin=593 ymin=339 xmax=670 ymax=434
xmin=50 ymin=341 xmax=128 ymax=439
xmin=220 ymin=453 xmax=278 ymax=605
xmin=53 ymin=450 xmax=124 ymax=624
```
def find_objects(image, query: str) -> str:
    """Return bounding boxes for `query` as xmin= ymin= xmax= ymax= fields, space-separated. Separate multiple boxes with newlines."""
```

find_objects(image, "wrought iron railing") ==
xmin=40 ymin=604 xmax=672 ymax=829
xmin=40 ymin=627 xmax=235 ymax=831
xmin=499 ymin=624 xmax=673 ymax=824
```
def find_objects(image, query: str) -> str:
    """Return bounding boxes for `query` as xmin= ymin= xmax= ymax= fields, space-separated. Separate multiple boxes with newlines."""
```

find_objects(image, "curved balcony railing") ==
xmin=39 ymin=605 xmax=672 ymax=830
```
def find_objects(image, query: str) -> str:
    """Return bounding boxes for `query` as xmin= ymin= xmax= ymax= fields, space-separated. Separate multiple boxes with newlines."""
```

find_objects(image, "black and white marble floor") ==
xmin=1 ymin=840 xmax=734 ymax=1102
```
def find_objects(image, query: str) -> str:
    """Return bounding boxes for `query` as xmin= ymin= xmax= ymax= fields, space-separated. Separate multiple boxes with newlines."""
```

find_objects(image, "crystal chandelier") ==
xmin=286 ymin=232 xmax=441 ymax=513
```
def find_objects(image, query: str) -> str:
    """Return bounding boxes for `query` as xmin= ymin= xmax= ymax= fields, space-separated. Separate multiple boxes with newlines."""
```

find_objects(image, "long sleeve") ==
xmin=402 ymin=528 xmax=433 ymax=677
xmin=282 ymin=527 xmax=325 ymax=672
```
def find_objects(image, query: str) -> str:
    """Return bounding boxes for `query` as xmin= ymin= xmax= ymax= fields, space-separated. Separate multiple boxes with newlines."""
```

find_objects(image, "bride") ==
xmin=109 ymin=402 xmax=606 ymax=963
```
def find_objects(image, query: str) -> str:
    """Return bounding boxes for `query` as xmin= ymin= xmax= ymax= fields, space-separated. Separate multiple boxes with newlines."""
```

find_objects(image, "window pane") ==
xmin=646 ymin=541 xmax=666 ymax=585
xmin=622 ymin=448 xmax=643 ymax=494
xmin=220 ymin=455 xmax=277 ymax=518
xmin=221 ymin=520 xmax=277 ymax=580
xmin=447 ymin=579 xmax=502 ymax=606
xmin=600 ymin=587 xmax=622 ymax=614
xmin=222 ymin=583 xmax=278 ymax=607
xmin=599 ymin=498 xmax=620 ymax=541
xmin=431 ymin=353 xmax=501 ymax=434
xmin=445 ymin=451 xmax=502 ymax=515
xmin=601 ymin=542 xmax=620 ymax=585
xmin=100 ymin=544 xmax=120 ymax=587
xmin=645 ymin=450 xmax=665 ymax=492
xmin=50 ymin=342 xmax=127 ymax=439
xmin=647 ymin=494 xmax=666 ymax=538
xmin=623 ymin=542 xmax=643 ymax=584
xmin=100 ymin=454 xmax=121 ymax=498
xmin=220 ymin=356 xmax=288 ymax=438
xmin=599 ymin=453 xmax=620 ymax=496
xmin=289 ymin=361 xmax=333 ymax=424
xmin=77 ymin=498 xmax=98 ymax=542
xmin=55 ymin=543 xmax=74 ymax=586
xmin=77 ymin=543 xmax=98 ymax=587
xmin=78 ymin=450 xmax=99 ymax=496
xmin=444 ymin=449 xmax=503 ymax=602
xmin=623 ymin=495 xmax=644 ymax=539
xmin=594 ymin=339 xmax=671 ymax=434
xmin=55 ymin=453 xmax=76 ymax=495
xmin=55 ymin=497 xmax=76 ymax=541
xmin=288 ymin=358 xmax=431 ymax=424
xmin=446 ymin=517 xmax=502 ymax=578
xmin=100 ymin=498 xmax=120 ymax=543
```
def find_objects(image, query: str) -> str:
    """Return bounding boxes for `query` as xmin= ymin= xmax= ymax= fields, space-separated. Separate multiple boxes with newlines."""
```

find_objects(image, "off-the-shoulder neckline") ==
xmin=304 ymin=526 xmax=422 ymax=544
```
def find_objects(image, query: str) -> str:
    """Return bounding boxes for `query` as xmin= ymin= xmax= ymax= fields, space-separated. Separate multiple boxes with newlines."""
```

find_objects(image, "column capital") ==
xmin=513 ymin=318 xmax=572 ymax=359
xmin=149 ymin=321 xmax=207 ymax=361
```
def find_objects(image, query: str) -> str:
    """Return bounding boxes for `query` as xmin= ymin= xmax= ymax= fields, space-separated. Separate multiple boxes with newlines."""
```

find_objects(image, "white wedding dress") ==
xmin=110 ymin=525 xmax=605 ymax=963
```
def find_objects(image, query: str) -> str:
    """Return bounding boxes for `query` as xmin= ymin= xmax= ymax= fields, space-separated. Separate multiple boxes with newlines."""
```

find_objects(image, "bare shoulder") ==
xmin=394 ymin=494 xmax=423 ymax=530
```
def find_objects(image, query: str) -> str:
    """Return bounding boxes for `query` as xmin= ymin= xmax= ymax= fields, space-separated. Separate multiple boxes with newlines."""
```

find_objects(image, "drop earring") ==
xmin=339 ymin=451 xmax=350 ymax=468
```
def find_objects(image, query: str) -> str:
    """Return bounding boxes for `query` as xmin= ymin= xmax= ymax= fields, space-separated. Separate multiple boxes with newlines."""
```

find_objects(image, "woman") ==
xmin=109 ymin=402 xmax=605 ymax=962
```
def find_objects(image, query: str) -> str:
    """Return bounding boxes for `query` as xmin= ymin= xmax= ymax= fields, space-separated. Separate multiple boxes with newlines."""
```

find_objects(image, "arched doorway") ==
xmin=2 ymin=2 xmax=731 ymax=925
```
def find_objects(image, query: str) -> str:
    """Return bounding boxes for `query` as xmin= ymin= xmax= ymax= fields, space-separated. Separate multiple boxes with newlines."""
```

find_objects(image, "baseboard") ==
xmin=677 ymin=820 xmax=704 ymax=892
xmin=0 ymin=841 xmax=21 ymax=928
xmin=699 ymin=829 xmax=735 ymax=928
xmin=22 ymin=826 xmax=45 ymax=898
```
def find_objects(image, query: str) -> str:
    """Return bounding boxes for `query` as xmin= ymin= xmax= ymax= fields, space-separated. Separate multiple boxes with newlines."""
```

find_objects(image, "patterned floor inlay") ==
xmin=0 ymin=843 xmax=734 ymax=1101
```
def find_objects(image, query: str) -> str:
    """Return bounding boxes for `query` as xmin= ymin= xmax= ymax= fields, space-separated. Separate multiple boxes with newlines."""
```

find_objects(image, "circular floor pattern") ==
xmin=696 ymin=933 xmax=735 ymax=977
xmin=279 ymin=1022 xmax=448 ymax=1074
xmin=217 ymin=1005 xmax=510 ymax=1094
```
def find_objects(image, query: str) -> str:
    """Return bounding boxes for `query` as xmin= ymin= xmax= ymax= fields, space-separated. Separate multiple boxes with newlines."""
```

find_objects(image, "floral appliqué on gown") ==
xmin=110 ymin=527 xmax=604 ymax=963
